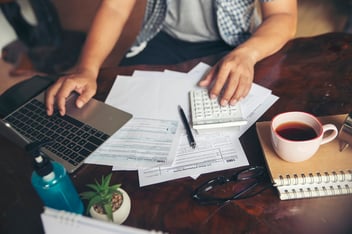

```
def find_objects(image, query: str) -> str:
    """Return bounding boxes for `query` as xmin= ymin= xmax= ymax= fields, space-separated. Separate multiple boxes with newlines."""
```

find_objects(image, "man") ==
xmin=46 ymin=0 xmax=297 ymax=116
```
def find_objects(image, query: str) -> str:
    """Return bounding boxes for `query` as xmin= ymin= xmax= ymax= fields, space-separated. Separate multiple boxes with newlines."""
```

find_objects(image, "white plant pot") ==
xmin=89 ymin=188 xmax=131 ymax=224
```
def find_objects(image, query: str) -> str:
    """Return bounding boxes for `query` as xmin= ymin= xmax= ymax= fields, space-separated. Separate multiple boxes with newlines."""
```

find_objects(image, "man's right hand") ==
xmin=45 ymin=68 xmax=98 ymax=116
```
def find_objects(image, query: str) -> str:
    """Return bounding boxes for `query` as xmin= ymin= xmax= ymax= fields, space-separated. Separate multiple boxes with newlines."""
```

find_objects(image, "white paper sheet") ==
xmin=135 ymin=94 xmax=279 ymax=186
xmin=86 ymin=62 xmax=278 ymax=186
xmin=86 ymin=63 xmax=210 ymax=169
xmin=137 ymin=132 xmax=249 ymax=186
xmin=85 ymin=117 xmax=180 ymax=169
xmin=41 ymin=207 xmax=159 ymax=234
xmin=105 ymin=71 xmax=203 ymax=120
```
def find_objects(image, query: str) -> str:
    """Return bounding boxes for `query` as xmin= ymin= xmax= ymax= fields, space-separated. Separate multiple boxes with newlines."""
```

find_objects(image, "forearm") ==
xmin=199 ymin=0 xmax=297 ymax=105
xmin=238 ymin=15 xmax=296 ymax=63
xmin=76 ymin=0 xmax=136 ymax=77
xmin=234 ymin=1 xmax=297 ymax=64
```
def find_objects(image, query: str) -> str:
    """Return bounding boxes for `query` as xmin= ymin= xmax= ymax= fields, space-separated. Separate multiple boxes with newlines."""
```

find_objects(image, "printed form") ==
xmin=137 ymin=94 xmax=278 ymax=186
xmin=86 ymin=117 xmax=179 ymax=169
xmin=138 ymin=130 xmax=249 ymax=186
xmin=85 ymin=63 xmax=278 ymax=186
xmin=85 ymin=63 xmax=210 ymax=169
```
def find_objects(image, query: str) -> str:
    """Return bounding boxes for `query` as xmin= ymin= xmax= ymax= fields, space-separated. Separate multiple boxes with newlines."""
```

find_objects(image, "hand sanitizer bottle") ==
xmin=28 ymin=142 xmax=84 ymax=214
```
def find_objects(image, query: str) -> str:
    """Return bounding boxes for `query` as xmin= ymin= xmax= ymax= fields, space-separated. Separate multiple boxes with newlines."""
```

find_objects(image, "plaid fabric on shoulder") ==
xmin=133 ymin=0 xmax=274 ymax=48
xmin=215 ymin=0 xmax=254 ymax=45
xmin=134 ymin=0 xmax=166 ymax=45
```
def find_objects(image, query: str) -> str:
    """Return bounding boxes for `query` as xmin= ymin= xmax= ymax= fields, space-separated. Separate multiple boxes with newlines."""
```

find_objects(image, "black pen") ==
xmin=178 ymin=105 xmax=196 ymax=149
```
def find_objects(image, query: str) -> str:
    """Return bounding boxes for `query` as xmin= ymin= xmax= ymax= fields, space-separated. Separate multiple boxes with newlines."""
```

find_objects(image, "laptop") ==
xmin=1 ymin=89 xmax=132 ymax=173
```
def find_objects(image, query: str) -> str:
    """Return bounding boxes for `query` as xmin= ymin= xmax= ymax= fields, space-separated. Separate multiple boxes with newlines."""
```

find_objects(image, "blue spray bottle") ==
xmin=27 ymin=141 xmax=84 ymax=214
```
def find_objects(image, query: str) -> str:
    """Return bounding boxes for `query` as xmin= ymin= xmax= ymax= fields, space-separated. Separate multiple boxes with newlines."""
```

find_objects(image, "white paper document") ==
xmin=41 ymin=207 xmax=160 ymax=234
xmin=86 ymin=63 xmax=209 ymax=169
xmin=138 ymin=131 xmax=249 ymax=186
xmin=136 ymin=93 xmax=278 ymax=187
xmin=85 ymin=62 xmax=278 ymax=186
xmin=85 ymin=117 xmax=180 ymax=169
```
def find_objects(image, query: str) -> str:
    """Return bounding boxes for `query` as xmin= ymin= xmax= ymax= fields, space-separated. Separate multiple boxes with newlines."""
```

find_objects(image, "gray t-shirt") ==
xmin=162 ymin=0 xmax=220 ymax=42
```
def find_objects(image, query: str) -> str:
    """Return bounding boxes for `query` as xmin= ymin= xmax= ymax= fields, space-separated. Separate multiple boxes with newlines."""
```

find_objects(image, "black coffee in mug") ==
xmin=275 ymin=122 xmax=317 ymax=141
xmin=271 ymin=111 xmax=338 ymax=162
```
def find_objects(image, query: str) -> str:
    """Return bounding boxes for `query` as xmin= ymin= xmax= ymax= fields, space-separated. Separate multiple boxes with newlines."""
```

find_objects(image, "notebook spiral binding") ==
xmin=279 ymin=184 xmax=352 ymax=200
xmin=276 ymin=170 xmax=352 ymax=186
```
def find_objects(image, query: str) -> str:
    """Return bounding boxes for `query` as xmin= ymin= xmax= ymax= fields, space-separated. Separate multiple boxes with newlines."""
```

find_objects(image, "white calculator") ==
xmin=189 ymin=89 xmax=247 ymax=130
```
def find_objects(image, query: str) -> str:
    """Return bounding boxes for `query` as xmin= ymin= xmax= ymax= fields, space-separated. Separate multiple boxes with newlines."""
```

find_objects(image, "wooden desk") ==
xmin=1 ymin=33 xmax=351 ymax=234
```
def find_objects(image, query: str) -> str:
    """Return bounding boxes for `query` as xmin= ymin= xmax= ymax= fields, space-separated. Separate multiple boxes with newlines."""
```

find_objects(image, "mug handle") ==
xmin=320 ymin=124 xmax=338 ymax=145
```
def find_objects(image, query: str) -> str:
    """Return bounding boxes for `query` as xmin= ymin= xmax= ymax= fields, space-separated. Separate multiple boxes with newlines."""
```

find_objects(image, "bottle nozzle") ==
xmin=26 ymin=140 xmax=54 ymax=178
xmin=25 ymin=140 xmax=53 ymax=157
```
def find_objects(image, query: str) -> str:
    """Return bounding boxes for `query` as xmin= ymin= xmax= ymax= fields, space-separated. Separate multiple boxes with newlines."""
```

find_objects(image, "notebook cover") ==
xmin=256 ymin=114 xmax=352 ymax=187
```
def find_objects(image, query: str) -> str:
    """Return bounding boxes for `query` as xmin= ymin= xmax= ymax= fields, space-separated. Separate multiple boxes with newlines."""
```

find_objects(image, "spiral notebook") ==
xmin=256 ymin=114 xmax=352 ymax=200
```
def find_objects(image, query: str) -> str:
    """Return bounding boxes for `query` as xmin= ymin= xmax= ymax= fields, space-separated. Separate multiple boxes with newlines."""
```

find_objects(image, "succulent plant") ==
xmin=80 ymin=173 xmax=122 ymax=221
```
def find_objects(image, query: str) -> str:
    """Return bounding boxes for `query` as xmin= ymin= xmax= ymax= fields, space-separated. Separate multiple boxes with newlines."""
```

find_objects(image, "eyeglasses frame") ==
xmin=192 ymin=166 xmax=270 ymax=205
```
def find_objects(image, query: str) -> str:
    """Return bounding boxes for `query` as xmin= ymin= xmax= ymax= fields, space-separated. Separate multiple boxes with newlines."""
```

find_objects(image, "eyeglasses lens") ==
xmin=199 ymin=176 xmax=258 ymax=200
xmin=237 ymin=167 xmax=264 ymax=180
xmin=194 ymin=167 xmax=268 ymax=203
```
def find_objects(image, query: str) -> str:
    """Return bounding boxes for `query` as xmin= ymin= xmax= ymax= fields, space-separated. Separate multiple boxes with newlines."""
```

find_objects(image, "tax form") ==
xmin=85 ymin=63 xmax=211 ymax=169
xmin=85 ymin=63 xmax=278 ymax=186
xmin=138 ymin=130 xmax=249 ymax=186
xmin=85 ymin=117 xmax=179 ymax=169
xmin=137 ymin=94 xmax=278 ymax=186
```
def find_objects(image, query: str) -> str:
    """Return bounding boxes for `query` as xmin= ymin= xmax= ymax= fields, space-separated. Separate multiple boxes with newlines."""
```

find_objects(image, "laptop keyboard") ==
xmin=4 ymin=98 xmax=110 ymax=168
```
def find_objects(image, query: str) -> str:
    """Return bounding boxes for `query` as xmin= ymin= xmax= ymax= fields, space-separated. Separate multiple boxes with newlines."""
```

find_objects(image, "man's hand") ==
xmin=198 ymin=47 xmax=255 ymax=106
xmin=45 ymin=68 xmax=98 ymax=116
xmin=199 ymin=0 xmax=297 ymax=106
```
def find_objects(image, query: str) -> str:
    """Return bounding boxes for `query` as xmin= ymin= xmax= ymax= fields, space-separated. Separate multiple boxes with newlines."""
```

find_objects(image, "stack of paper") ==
xmin=85 ymin=63 xmax=278 ymax=186
xmin=41 ymin=207 xmax=162 ymax=234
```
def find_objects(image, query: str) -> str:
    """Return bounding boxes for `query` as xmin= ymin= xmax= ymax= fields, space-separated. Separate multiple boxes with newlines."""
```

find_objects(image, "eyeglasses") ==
xmin=193 ymin=166 xmax=270 ymax=205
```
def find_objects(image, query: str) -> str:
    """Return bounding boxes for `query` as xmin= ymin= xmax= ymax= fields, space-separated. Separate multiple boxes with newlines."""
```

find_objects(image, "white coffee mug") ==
xmin=271 ymin=111 xmax=338 ymax=162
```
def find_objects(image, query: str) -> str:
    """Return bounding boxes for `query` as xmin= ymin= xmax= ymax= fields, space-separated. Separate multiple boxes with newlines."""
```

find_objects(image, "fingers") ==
xmin=202 ymin=58 xmax=253 ymax=106
xmin=45 ymin=74 xmax=97 ymax=116
xmin=220 ymin=72 xmax=252 ymax=106
xmin=226 ymin=72 xmax=252 ymax=106
xmin=76 ymin=87 xmax=96 ymax=109
xmin=199 ymin=64 xmax=231 ymax=100
xmin=46 ymin=78 xmax=65 ymax=116
xmin=198 ymin=68 xmax=216 ymax=88
xmin=46 ymin=76 xmax=77 ymax=116
xmin=210 ymin=64 xmax=235 ymax=105
xmin=55 ymin=79 xmax=79 ymax=116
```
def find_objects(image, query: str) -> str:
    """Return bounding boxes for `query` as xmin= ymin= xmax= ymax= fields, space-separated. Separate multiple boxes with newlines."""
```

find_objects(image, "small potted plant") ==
xmin=80 ymin=173 xmax=131 ymax=224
